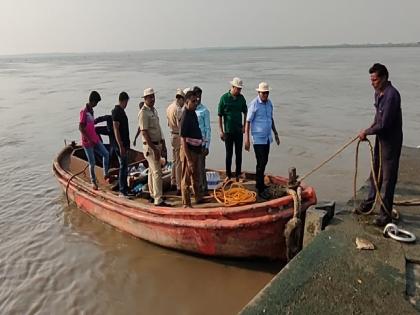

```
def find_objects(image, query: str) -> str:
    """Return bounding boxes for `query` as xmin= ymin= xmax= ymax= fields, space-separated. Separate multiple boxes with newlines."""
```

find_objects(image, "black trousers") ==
xmin=225 ymin=132 xmax=243 ymax=178
xmin=364 ymin=135 xmax=402 ymax=218
xmin=254 ymin=142 xmax=270 ymax=192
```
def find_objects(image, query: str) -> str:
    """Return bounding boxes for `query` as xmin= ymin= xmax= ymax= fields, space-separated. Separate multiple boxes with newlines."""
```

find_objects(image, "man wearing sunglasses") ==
xmin=245 ymin=82 xmax=280 ymax=199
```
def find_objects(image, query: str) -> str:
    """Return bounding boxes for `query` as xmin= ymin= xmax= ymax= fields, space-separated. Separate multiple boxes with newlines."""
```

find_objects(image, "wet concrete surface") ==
xmin=240 ymin=146 xmax=420 ymax=314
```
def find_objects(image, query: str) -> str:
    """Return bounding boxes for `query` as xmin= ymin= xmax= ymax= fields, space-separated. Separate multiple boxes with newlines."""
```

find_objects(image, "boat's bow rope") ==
xmin=284 ymin=187 xmax=303 ymax=261
xmin=65 ymin=165 xmax=89 ymax=205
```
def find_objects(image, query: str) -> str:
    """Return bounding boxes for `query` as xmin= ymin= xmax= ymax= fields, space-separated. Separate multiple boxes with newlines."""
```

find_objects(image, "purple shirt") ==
xmin=365 ymin=81 xmax=402 ymax=141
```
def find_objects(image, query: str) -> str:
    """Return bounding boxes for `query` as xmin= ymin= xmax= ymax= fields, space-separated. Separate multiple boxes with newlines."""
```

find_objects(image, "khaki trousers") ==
xmin=144 ymin=144 xmax=163 ymax=205
xmin=170 ymin=134 xmax=182 ymax=190
xmin=180 ymin=145 xmax=201 ymax=207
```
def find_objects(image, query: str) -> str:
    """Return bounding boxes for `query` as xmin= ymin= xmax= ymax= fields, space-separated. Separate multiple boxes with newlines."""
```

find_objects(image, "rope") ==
xmin=394 ymin=199 xmax=420 ymax=206
xmin=300 ymin=136 xmax=359 ymax=182
xmin=284 ymin=186 xmax=303 ymax=261
xmin=353 ymin=139 xmax=381 ymax=215
xmin=286 ymin=187 xmax=302 ymax=219
xmin=213 ymin=180 xmax=256 ymax=207
xmin=66 ymin=165 xmax=89 ymax=205
xmin=353 ymin=139 xmax=399 ymax=219
xmin=299 ymin=135 xmax=415 ymax=218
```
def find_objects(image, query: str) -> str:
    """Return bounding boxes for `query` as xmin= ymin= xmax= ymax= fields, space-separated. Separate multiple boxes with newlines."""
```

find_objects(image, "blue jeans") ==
xmin=83 ymin=142 xmax=110 ymax=184
xmin=116 ymin=149 xmax=128 ymax=194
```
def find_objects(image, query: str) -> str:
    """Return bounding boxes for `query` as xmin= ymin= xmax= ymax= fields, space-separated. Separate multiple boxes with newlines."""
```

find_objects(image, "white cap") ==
xmin=256 ymin=82 xmax=270 ymax=92
xmin=176 ymin=88 xmax=185 ymax=97
xmin=183 ymin=87 xmax=192 ymax=95
xmin=142 ymin=87 xmax=156 ymax=98
xmin=230 ymin=77 xmax=244 ymax=88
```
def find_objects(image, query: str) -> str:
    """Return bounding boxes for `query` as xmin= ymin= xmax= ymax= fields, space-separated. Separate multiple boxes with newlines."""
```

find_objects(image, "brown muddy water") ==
xmin=1 ymin=47 xmax=420 ymax=314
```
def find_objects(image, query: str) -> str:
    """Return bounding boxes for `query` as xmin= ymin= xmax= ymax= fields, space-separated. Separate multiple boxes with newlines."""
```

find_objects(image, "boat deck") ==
xmin=108 ymin=178 xmax=265 ymax=208
xmin=63 ymin=146 xmax=270 ymax=208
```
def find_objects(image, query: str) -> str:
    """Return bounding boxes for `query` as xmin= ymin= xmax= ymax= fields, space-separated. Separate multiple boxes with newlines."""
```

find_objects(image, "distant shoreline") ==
xmin=218 ymin=42 xmax=420 ymax=50
xmin=1 ymin=42 xmax=420 ymax=58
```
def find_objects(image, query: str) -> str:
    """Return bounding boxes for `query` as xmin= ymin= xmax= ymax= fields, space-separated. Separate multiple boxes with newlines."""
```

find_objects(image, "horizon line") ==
xmin=1 ymin=41 xmax=419 ymax=58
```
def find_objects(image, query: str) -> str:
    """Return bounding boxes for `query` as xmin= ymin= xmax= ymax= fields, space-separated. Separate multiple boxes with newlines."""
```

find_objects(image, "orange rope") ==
xmin=214 ymin=180 xmax=256 ymax=207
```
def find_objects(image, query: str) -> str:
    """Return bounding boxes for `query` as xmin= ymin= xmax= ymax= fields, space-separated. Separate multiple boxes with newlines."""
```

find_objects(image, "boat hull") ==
xmin=53 ymin=145 xmax=317 ymax=260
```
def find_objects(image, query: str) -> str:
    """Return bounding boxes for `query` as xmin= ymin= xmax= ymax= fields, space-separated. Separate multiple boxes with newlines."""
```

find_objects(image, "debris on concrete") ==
xmin=355 ymin=237 xmax=375 ymax=250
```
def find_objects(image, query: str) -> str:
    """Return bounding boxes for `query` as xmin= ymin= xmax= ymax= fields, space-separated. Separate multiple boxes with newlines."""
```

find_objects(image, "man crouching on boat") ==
xmin=180 ymin=91 xmax=204 ymax=207
xmin=79 ymin=91 xmax=110 ymax=190
xmin=138 ymin=88 xmax=171 ymax=207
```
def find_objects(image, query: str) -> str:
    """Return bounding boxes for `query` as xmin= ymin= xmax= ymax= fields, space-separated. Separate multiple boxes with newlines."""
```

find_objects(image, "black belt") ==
xmin=143 ymin=141 xmax=160 ymax=145
xmin=171 ymin=131 xmax=179 ymax=135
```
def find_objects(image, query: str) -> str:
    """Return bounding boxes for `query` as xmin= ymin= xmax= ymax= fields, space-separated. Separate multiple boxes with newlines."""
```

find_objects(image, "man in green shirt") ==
xmin=218 ymin=77 xmax=248 ymax=181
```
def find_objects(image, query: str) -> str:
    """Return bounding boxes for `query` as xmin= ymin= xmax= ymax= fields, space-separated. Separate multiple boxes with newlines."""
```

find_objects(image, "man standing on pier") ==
xmin=357 ymin=63 xmax=403 ymax=227
xmin=218 ymin=77 xmax=248 ymax=181
xmin=244 ymin=82 xmax=280 ymax=199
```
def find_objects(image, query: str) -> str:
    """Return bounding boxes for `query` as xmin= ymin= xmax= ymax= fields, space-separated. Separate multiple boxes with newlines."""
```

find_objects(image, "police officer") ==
xmin=138 ymin=88 xmax=170 ymax=207
xmin=166 ymin=88 xmax=185 ymax=195
xmin=358 ymin=63 xmax=403 ymax=227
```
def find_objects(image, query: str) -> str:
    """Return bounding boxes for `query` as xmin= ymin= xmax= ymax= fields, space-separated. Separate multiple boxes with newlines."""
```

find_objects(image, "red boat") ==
xmin=53 ymin=144 xmax=317 ymax=260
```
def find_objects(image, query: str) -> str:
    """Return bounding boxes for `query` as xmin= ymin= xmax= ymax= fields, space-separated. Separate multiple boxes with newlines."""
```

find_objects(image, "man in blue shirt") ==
xmin=357 ymin=63 xmax=403 ymax=227
xmin=245 ymin=82 xmax=280 ymax=198
xmin=193 ymin=86 xmax=211 ymax=194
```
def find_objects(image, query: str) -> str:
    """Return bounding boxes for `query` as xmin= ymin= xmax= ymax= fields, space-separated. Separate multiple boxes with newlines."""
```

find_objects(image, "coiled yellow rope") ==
xmin=214 ymin=180 xmax=256 ymax=207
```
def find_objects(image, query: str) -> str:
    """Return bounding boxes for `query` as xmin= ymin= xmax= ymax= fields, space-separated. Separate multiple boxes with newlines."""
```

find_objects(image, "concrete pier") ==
xmin=240 ymin=146 xmax=420 ymax=314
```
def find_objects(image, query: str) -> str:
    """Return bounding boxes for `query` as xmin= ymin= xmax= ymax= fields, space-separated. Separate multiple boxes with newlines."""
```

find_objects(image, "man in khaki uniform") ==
xmin=166 ymin=88 xmax=185 ymax=195
xmin=138 ymin=88 xmax=170 ymax=207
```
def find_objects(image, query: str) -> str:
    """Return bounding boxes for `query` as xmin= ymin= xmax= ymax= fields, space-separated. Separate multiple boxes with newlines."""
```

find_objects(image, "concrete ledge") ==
xmin=240 ymin=214 xmax=414 ymax=314
xmin=303 ymin=201 xmax=335 ymax=247
xmin=240 ymin=146 xmax=420 ymax=315
xmin=240 ymin=229 xmax=344 ymax=315
xmin=302 ymin=207 xmax=327 ymax=247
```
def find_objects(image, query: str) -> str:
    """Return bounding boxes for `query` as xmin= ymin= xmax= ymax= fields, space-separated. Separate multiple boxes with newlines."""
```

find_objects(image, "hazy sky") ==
xmin=1 ymin=0 xmax=419 ymax=55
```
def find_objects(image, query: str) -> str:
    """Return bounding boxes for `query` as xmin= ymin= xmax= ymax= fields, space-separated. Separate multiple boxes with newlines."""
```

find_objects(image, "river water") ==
xmin=1 ymin=47 xmax=419 ymax=314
